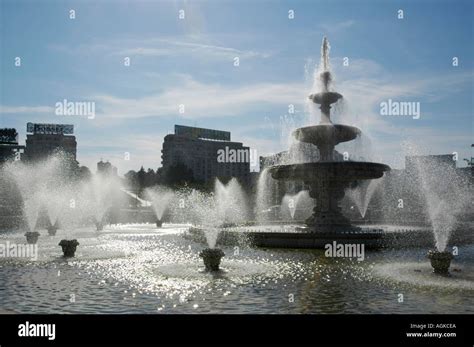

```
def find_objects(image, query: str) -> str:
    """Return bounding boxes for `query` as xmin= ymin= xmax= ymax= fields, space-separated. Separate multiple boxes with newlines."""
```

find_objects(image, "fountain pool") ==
xmin=0 ymin=223 xmax=473 ymax=314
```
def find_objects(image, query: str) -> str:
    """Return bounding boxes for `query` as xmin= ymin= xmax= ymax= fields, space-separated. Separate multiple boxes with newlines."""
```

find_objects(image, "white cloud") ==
xmin=0 ymin=105 xmax=54 ymax=114
xmin=320 ymin=20 xmax=356 ymax=34
xmin=92 ymin=75 xmax=303 ymax=120
xmin=116 ymin=39 xmax=270 ymax=59
xmin=50 ymin=36 xmax=271 ymax=62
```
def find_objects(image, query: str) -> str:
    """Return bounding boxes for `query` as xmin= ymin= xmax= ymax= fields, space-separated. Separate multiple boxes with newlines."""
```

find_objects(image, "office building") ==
xmin=0 ymin=128 xmax=24 ymax=163
xmin=23 ymin=122 xmax=77 ymax=162
xmin=161 ymin=125 xmax=251 ymax=184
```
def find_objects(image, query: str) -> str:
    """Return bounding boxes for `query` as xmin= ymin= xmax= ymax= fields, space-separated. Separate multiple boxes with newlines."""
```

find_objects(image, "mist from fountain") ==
xmin=43 ymin=189 xmax=64 ymax=228
xmin=55 ymin=183 xmax=83 ymax=236
xmin=170 ymin=178 xmax=248 ymax=248
xmin=215 ymin=178 xmax=249 ymax=225
xmin=280 ymin=190 xmax=314 ymax=220
xmin=23 ymin=194 xmax=41 ymax=232
xmin=347 ymin=178 xmax=384 ymax=218
xmin=3 ymin=152 xmax=127 ymax=236
xmin=3 ymin=154 xmax=66 ymax=232
xmin=145 ymin=186 xmax=174 ymax=223
xmin=255 ymin=168 xmax=274 ymax=223
xmin=411 ymin=156 xmax=468 ymax=252
xmin=83 ymin=174 xmax=118 ymax=226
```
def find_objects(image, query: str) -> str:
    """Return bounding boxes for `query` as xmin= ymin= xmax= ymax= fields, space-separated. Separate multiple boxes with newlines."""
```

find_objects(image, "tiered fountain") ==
xmin=263 ymin=38 xmax=390 ymax=247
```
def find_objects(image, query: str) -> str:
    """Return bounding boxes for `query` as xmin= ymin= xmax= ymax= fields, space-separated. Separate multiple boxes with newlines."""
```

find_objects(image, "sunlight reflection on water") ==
xmin=0 ymin=224 xmax=473 ymax=314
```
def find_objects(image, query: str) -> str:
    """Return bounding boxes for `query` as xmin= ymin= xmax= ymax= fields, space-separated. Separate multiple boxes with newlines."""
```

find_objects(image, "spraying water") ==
xmin=145 ymin=186 xmax=174 ymax=221
xmin=280 ymin=190 xmax=314 ymax=220
xmin=168 ymin=179 xmax=248 ymax=248
xmin=215 ymin=178 xmax=249 ymax=226
xmin=255 ymin=169 xmax=275 ymax=223
xmin=401 ymin=143 xmax=470 ymax=251
xmin=347 ymin=178 xmax=383 ymax=218
xmin=3 ymin=152 xmax=126 ymax=234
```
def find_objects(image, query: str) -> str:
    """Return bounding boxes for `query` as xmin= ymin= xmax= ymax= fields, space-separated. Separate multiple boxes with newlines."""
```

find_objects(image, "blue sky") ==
xmin=1 ymin=0 xmax=473 ymax=174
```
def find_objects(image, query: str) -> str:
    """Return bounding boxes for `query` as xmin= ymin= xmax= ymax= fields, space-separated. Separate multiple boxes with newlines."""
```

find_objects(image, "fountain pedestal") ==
xmin=305 ymin=179 xmax=351 ymax=229
xmin=156 ymin=219 xmax=163 ymax=228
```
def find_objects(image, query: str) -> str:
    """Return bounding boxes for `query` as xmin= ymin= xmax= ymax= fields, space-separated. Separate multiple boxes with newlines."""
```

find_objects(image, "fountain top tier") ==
xmin=294 ymin=37 xmax=362 ymax=161
xmin=309 ymin=37 xmax=344 ymax=118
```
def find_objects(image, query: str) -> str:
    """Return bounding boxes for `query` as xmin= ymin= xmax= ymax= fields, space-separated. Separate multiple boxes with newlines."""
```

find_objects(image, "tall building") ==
xmin=0 ymin=128 xmax=24 ymax=163
xmin=161 ymin=125 xmax=251 ymax=184
xmin=23 ymin=122 xmax=77 ymax=161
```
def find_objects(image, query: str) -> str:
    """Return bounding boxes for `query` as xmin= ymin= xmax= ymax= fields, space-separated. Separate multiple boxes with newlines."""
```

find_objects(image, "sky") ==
xmin=1 ymin=0 xmax=473 ymax=175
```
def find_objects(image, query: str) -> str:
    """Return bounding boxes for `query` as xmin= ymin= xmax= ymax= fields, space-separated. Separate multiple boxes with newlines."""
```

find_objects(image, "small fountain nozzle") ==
xmin=25 ymin=231 xmax=40 ymax=244
xmin=95 ymin=221 xmax=104 ymax=231
xmin=199 ymin=248 xmax=225 ymax=272
xmin=59 ymin=239 xmax=79 ymax=257
xmin=47 ymin=223 xmax=59 ymax=236
xmin=156 ymin=219 xmax=163 ymax=228
xmin=427 ymin=250 xmax=453 ymax=275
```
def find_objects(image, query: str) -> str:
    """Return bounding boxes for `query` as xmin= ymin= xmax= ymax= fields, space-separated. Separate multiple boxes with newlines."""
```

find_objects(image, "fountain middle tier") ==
xmin=309 ymin=91 xmax=342 ymax=105
xmin=293 ymin=124 xmax=361 ymax=158
xmin=269 ymin=161 xmax=390 ymax=232
xmin=269 ymin=161 xmax=390 ymax=182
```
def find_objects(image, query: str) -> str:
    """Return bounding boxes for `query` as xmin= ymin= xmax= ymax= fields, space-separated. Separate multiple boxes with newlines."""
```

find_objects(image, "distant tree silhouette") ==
xmin=124 ymin=162 xmax=204 ymax=193
xmin=159 ymin=163 xmax=196 ymax=187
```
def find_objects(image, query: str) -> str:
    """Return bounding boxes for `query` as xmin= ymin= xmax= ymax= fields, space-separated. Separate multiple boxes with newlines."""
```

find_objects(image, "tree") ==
xmin=159 ymin=163 xmax=196 ymax=187
xmin=78 ymin=166 xmax=92 ymax=181
xmin=137 ymin=166 xmax=146 ymax=193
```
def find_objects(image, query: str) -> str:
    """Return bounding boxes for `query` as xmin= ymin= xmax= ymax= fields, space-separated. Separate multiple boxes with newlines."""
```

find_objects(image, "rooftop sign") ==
xmin=26 ymin=123 xmax=74 ymax=135
xmin=0 ymin=128 xmax=18 ymax=143
xmin=175 ymin=125 xmax=230 ymax=141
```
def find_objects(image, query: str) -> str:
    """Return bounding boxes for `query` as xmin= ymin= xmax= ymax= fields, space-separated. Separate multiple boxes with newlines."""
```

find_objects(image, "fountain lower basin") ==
xmin=269 ymin=161 xmax=390 ymax=181
xmin=269 ymin=162 xmax=390 ymax=233
xmin=185 ymin=223 xmax=474 ymax=250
